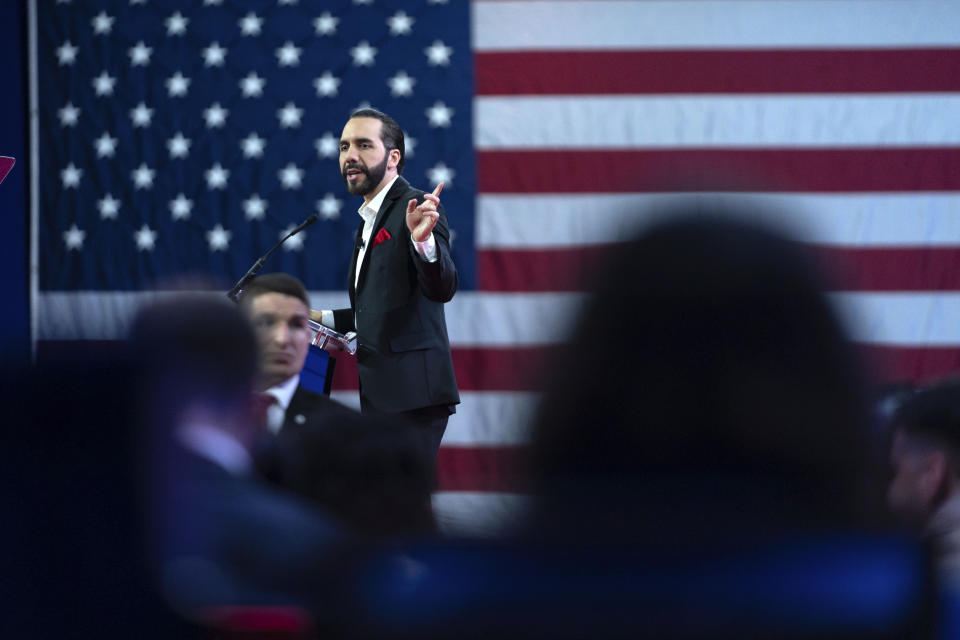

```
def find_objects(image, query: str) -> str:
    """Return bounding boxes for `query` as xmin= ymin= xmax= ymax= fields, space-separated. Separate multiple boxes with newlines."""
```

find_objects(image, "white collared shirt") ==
xmin=353 ymin=177 xmax=393 ymax=289
xmin=262 ymin=373 xmax=300 ymax=434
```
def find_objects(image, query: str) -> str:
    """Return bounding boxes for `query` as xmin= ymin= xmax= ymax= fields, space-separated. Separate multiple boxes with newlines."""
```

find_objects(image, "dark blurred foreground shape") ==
xmin=128 ymin=295 xmax=359 ymax=620
xmin=351 ymin=534 xmax=932 ymax=639
xmin=0 ymin=293 xmax=437 ymax=637
xmin=529 ymin=209 xmax=883 ymax=536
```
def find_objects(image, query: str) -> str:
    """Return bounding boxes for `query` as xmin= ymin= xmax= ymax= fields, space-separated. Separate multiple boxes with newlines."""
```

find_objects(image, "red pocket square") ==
xmin=372 ymin=228 xmax=392 ymax=247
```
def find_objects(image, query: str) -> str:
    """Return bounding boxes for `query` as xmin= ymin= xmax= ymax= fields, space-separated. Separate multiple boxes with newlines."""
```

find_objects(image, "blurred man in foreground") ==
xmin=529 ymin=210 xmax=883 ymax=538
xmin=131 ymin=294 xmax=346 ymax=613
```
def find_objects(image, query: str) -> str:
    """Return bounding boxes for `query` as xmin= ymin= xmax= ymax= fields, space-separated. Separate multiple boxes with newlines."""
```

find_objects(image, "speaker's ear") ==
xmin=389 ymin=148 xmax=401 ymax=169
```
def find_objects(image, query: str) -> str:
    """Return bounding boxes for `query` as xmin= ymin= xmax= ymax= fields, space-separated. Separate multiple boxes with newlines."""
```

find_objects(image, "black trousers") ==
xmin=397 ymin=404 xmax=450 ymax=463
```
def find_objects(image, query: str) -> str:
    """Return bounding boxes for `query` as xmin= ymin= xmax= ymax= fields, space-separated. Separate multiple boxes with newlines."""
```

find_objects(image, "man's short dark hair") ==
xmin=892 ymin=378 xmax=960 ymax=450
xmin=350 ymin=107 xmax=405 ymax=173
xmin=239 ymin=272 xmax=310 ymax=309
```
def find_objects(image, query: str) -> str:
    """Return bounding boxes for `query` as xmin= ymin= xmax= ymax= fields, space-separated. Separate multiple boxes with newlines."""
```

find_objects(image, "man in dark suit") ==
xmin=311 ymin=108 xmax=460 ymax=463
xmin=239 ymin=272 xmax=354 ymax=435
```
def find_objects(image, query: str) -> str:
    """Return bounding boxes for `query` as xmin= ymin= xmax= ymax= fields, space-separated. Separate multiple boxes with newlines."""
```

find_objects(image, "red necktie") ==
xmin=252 ymin=393 xmax=277 ymax=432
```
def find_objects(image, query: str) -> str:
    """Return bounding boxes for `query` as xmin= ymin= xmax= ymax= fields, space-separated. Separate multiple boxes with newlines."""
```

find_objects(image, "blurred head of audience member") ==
xmin=529 ymin=207 xmax=881 ymax=539
xmin=273 ymin=413 xmax=437 ymax=538
xmin=238 ymin=272 xmax=313 ymax=392
xmin=887 ymin=379 xmax=960 ymax=567
xmin=131 ymin=293 xmax=260 ymax=452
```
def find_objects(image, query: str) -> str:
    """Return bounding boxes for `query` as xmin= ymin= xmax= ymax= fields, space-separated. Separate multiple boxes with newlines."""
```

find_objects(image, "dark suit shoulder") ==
xmin=289 ymin=385 xmax=354 ymax=414
xmin=283 ymin=384 xmax=358 ymax=432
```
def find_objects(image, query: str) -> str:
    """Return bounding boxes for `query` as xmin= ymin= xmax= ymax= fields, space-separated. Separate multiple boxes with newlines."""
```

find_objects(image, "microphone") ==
xmin=226 ymin=214 xmax=319 ymax=301
xmin=287 ymin=213 xmax=319 ymax=236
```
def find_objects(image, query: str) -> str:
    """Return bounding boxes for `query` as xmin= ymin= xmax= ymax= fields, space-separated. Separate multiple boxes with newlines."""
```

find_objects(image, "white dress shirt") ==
xmin=262 ymin=373 xmax=300 ymax=434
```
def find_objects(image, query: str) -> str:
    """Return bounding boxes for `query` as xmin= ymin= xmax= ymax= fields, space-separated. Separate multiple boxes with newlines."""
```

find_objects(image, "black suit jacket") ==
xmin=282 ymin=384 xmax=356 ymax=433
xmin=332 ymin=176 xmax=460 ymax=413
xmin=255 ymin=384 xmax=359 ymax=482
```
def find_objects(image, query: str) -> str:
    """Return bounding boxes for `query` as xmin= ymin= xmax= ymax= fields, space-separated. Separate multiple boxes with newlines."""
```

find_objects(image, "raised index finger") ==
xmin=432 ymin=182 xmax=443 ymax=197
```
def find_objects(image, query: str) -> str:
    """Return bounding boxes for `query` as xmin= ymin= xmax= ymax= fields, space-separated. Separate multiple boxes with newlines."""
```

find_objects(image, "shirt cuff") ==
xmin=412 ymin=233 xmax=438 ymax=263
xmin=319 ymin=310 xmax=336 ymax=329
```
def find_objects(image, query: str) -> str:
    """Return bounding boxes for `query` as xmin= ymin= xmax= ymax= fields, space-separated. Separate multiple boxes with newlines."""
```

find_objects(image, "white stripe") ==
xmin=445 ymin=292 xmax=582 ymax=347
xmin=443 ymin=392 xmax=539 ymax=446
xmin=475 ymin=95 xmax=960 ymax=149
xmin=36 ymin=290 xmax=960 ymax=346
xmin=37 ymin=290 xmax=168 ymax=340
xmin=33 ymin=290 xmax=352 ymax=342
xmin=307 ymin=291 xmax=350 ymax=313
xmin=449 ymin=292 xmax=960 ymax=347
xmin=432 ymin=491 xmax=533 ymax=538
xmin=331 ymin=390 xmax=539 ymax=446
xmin=477 ymin=193 xmax=960 ymax=248
xmin=831 ymin=292 xmax=960 ymax=347
xmin=473 ymin=1 xmax=960 ymax=50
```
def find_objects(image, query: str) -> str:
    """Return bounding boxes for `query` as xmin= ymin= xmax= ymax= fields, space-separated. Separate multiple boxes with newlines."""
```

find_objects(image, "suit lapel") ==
xmin=282 ymin=385 xmax=345 ymax=433
xmin=348 ymin=224 xmax=363 ymax=304
xmin=282 ymin=385 xmax=312 ymax=432
xmin=356 ymin=176 xmax=409 ymax=295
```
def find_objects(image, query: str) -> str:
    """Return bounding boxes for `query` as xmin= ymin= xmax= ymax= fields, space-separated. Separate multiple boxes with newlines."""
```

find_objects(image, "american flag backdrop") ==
xmin=33 ymin=0 xmax=960 ymax=530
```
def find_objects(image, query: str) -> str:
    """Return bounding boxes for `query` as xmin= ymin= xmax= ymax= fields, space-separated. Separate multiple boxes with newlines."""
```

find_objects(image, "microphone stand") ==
xmin=226 ymin=214 xmax=318 ymax=301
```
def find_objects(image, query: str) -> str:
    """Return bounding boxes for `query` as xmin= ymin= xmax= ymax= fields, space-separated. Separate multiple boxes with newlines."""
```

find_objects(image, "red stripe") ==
xmin=477 ymin=148 xmax=960 ymax=193
xmin=453 ymin=346 xmax=556 ymax=391
xmin=812 ymin=246 xmax=960 ymax=292
xmin=477 ymin=246 xmax=960 ymax=292
xmin=35 ymin=339 xmax=127 ymax=362
xmin=436 ymin=445 xmax=531 ymax=492
xmin=477 ymin=49 xmax=960 ymax=95
xmin=862 ymin=345 xmax=960 ymax=385
xmin=327 ymin=350 xmax=358 ymax=390
xmin=478 ymin=246 xmax=609 ymax=292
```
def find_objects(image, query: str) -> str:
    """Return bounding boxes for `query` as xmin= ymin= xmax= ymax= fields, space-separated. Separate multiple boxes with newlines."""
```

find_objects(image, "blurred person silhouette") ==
xmin=887 ymin=378 xmax=960 ymax=575
xmin=528 ymin=209 xmax=883 ymax=538
xmin=238 ymin=272 xmax=355 ymax=438
xmin=130 ymin=293 xmax=349 ymax=616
